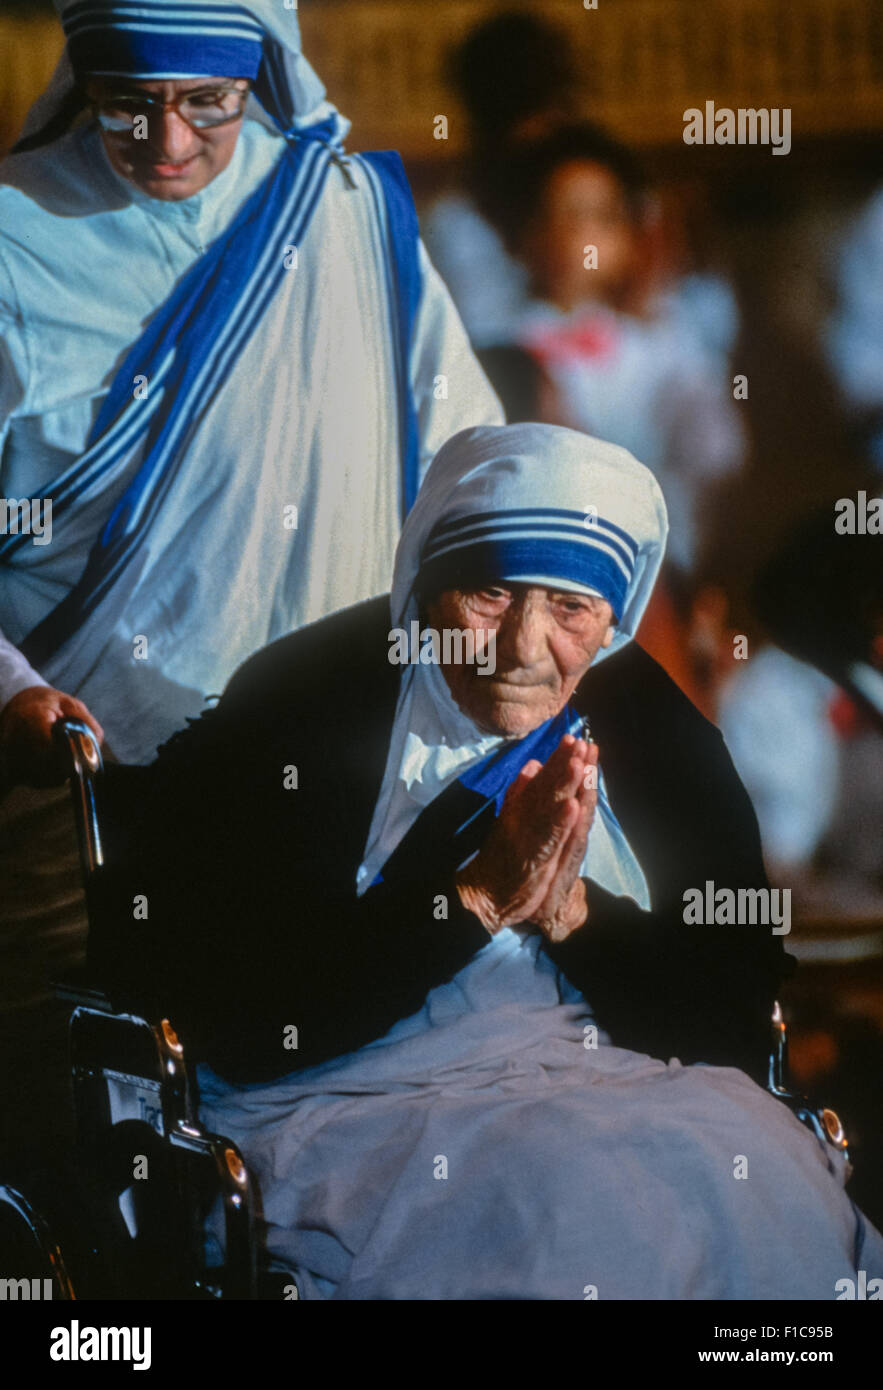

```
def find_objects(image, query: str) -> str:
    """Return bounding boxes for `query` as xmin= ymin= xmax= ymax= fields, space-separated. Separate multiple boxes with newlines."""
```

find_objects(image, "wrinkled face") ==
xmin=86 ymin=77 xmax=249 ymax=201
xmin=523 ymin=159 xmax=638 ymax=311
xmin=425 ymin=582 xmax=616 ymax=737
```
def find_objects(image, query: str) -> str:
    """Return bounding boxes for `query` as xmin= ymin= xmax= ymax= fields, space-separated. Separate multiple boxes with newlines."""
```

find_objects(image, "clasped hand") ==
xmin=456 ymin=733 xmax=598 ymax=943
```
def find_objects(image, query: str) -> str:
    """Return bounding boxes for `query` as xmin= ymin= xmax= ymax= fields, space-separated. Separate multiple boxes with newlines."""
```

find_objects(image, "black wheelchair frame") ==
xmin=1 ymin=721 xmax=261 ymax=1300
xmin=0 ymin=718 xmax=851 ymax=1300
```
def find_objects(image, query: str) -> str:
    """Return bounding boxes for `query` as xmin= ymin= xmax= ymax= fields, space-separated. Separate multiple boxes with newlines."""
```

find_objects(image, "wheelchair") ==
xmin=0 ymin=720 xmax=274 ymax=1300
xmin=0 ymin=719 xmax=851 ymax=1300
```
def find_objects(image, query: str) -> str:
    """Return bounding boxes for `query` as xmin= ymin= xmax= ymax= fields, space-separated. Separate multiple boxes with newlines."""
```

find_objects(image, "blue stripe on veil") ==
xmin=458 ymin=699 xmax=635 ymax=845
xmin=458 ymin=704 xmax=650 ymax=906
xmin=458 ymin=704 xmax=577 ymax=812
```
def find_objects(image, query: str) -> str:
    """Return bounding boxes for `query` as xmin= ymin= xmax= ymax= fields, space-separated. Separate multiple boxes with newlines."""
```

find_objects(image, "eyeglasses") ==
xmin=92 ymin=82 xmax=250 ymax=134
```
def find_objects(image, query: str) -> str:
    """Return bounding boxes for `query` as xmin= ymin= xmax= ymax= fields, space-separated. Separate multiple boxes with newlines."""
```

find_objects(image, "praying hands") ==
xmin=456 ymin=733 xmax=598 ymax=943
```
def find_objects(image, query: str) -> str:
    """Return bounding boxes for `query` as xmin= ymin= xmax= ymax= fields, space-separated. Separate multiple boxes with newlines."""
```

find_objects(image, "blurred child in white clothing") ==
xmin=498 ymin=123 xmax=745 ymax=578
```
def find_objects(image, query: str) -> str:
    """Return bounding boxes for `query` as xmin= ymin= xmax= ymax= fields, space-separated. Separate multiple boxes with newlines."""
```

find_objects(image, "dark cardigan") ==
xmin=90 ymin=596 xmax=793 ymax=1086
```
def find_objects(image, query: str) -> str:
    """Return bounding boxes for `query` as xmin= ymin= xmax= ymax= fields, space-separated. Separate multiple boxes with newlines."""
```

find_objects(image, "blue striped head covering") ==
xmin=393 ymin=424 xmax=668 ymax=663
xmin=61 ymin=2 xmax=265 ymax=80
xmin=20 ymin=0 xmax=332 ymax=142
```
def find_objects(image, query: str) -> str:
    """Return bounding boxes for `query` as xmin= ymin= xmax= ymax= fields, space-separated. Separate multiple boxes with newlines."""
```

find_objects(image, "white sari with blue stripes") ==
xmin=0 ymin=115 xmax=502 ymax=760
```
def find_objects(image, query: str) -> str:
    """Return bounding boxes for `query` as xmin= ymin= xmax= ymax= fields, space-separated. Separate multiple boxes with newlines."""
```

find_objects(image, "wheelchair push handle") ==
xmin=55 ymin=717 xmax=105 ymax=878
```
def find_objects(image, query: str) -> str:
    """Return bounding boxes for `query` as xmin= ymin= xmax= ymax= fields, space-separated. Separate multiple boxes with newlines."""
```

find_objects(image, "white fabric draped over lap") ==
xmin=198 ymin=926 xmax=883 ymax=1300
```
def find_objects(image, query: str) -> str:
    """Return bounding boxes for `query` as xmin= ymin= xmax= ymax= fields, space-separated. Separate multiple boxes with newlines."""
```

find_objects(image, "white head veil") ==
xmin=359 ymin=423 xmax=668 ymax=906
xmin=18 ymin=0 xmax=334 ymax=150
xmin=391 ymin=422 xmax=668 ymax=662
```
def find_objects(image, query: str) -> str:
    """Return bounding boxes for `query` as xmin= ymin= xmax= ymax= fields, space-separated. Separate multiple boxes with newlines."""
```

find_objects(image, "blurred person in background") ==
xmin=422 ymin=10 xmax=582 ymax=348
xmin=494 ymin=122 xmax=745 ymax=582
xmin=718 ymin=642 xmax=844 ymax=890
xmin=717 ymin=513 xmax=883 ymax=918
xmin=825 ymin=185 xmax=883 ymax=473
xmin=423 ymin=11 xmax=742 ymax=384
xmin=716 ymin=510 xmax=883 ymax=1230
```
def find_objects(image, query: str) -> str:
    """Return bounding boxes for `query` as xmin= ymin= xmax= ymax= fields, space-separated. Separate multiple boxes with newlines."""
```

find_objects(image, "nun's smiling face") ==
xmin=426 ymin=583 xmax=615 ymax=737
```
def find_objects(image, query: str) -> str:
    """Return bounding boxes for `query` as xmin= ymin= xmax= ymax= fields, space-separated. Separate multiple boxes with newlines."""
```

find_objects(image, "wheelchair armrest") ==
xmin=767 ymin=1000 xmax=850 ymax=1165
xmin=69 ymin=1003 xmax=257 ymax=1298
xmin=55 ymin=719 xmax=104 ymax=879
xmin=167 ymin=1126 xmax=256 ymax=1301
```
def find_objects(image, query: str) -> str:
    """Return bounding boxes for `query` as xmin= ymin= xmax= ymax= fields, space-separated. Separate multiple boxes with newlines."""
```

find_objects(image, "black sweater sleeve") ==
xmin=205 ymin=866 xmax=491 ymax=1083
xmin=88 ymin=703 xmax=491 ymax=1084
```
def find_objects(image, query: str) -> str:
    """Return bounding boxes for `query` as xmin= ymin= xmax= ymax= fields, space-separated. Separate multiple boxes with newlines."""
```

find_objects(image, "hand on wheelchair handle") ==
xmin=0 ymin=684 xmax=105 ymax=789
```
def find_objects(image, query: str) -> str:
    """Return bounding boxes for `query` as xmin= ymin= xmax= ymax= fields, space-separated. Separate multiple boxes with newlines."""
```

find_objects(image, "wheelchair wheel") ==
xmin=0 ymin=1185 xmax=77 ymax=1299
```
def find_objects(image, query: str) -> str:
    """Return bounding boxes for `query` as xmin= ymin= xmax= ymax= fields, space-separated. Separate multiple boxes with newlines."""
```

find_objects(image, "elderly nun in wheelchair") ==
xmin=94 ymin=423 xmax=883 ymax=1300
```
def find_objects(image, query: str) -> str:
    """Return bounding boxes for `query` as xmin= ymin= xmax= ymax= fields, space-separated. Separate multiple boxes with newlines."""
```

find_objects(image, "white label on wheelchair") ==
xmin=105 ymin=1073 xmax=165 ymax=1136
